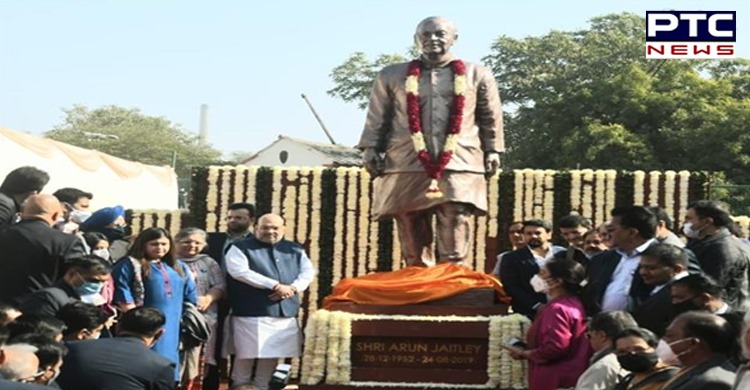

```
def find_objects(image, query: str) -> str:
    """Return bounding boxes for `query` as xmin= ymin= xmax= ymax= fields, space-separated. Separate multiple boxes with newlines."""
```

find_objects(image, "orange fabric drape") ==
xmin=322 ymin=263 xmax=511 ymax=308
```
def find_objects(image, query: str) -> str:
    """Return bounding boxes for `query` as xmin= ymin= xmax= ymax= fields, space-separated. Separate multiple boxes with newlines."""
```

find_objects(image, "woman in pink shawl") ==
xmin=504 ymin=258 xmax=592 ymax=390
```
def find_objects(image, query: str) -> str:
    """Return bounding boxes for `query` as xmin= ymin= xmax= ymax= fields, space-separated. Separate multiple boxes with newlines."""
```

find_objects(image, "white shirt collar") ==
xmin=713 ymin=302 xmax=730 ymax=315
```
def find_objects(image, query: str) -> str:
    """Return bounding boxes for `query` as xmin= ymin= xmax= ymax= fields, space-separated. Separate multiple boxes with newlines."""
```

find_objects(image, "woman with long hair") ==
xmin=112 ymin=227 xmax=197 ymax=383
xmin=503 ymin=258 xmax=593 ymax=390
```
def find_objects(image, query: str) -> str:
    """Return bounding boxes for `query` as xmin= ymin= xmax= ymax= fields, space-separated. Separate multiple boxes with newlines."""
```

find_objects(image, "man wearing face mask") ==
xmin=671 ymin=274 xmax=731 ymax=316
xmin=684 ymin=200 xmax=750 ymax=312
xmin=358 ymin=16 xmax=504 ymax=267
xmin=52 ymin=187 xmax=94 ymax=234
xmin=19 ymin=256 xmax=111 ymax=317
xmin=56 ymin=307 xmax=175 ymax=390
xmin=658 ymin=311 xmax=736 ymax=389
xmin=0 ymin=194 xmax=87 ymax=304
xmin=499 ymin=219 xmax=564 ymax=319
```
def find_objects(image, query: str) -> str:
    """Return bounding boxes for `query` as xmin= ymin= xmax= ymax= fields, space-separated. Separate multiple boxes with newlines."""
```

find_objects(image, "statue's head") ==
xmin=414 ymin=16 xmax=458 ymax=62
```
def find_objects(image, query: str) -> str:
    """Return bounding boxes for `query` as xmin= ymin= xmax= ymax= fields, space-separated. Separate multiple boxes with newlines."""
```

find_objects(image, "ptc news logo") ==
xmin=646 ymin=11 xmax=736 ymax=59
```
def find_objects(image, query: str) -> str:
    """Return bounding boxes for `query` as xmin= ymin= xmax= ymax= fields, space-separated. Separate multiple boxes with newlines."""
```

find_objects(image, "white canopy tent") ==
xmin=0 ymin=127 xmax=178 ymax=210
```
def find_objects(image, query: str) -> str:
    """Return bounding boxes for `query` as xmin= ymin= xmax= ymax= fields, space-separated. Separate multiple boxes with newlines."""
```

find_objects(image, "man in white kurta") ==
xmin=225 ymin=213 xmax=316 ymax=389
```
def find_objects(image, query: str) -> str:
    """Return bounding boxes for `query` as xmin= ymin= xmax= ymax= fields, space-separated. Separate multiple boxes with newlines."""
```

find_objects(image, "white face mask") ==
xmin=530 ymin=274 xmax=549 ymax=293
xmin=682 ymin=222 xmax=703 ymax=239
xmin=70 ymin=209 xmax=93 ymax=224
xmin=92 ymin=249 xmax=110 ymax=259
xmin=656 ymin=338 xmax=690 ymax=366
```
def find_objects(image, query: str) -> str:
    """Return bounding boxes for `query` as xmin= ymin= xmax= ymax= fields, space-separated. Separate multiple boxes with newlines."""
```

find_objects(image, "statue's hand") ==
xmin=485 ymin=152 xmax=501 ymax=178
xmin=362 ymin=148 xmax=383 ymax=177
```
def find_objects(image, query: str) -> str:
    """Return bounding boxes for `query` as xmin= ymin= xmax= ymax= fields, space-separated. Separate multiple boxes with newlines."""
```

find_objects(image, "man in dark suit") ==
xmin=632 ymin=243 xmax=689 ymax=336
xmin=0 ymin=194 xmax=87 ymax=304
xmin=499 ymin=219 xmax=563 ymax=318
xmin=684 ymin=200 xmax=750 ymax=312
xmin=204 ymin=202 xmax=255 ymax=390
xmin=56 ymin=306 xmax=175 ymax=390
xmin=0 ymin=166 xmax=49 ymax=228
xmin=660 ymin=312 xmax=736 ymax=390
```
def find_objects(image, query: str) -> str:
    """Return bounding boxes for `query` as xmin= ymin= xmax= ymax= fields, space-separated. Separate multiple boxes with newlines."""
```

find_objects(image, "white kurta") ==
xmin=224 ymin=244 xmax=316 ymax=359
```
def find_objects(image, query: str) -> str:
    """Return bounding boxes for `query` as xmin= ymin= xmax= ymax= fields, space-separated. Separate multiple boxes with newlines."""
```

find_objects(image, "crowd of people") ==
xmin=2 ymin=163 xmax=750 ymax=390
xmin=495 ymin=203 xmax=750 ymax=389
xmin=0 ymin=166 xmax=315 ymax=390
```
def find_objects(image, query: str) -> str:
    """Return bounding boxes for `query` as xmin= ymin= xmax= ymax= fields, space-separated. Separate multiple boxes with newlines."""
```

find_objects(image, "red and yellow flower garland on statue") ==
xmin=406 ymin=59 xmax=467 ymax=198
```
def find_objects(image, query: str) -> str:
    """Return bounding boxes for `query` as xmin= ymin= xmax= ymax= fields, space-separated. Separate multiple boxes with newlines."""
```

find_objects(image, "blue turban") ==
xmin=81 ymin=205 xmax=125 ymax=230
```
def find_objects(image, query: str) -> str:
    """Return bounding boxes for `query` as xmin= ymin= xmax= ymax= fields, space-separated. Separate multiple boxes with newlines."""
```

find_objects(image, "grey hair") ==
xmin=0 ymin=343 xmax=39 ymax=380
xmin=415 ymin=16 xmax=458 ymax=36
xmin=175 ymin=227 xmax=207 ymax=242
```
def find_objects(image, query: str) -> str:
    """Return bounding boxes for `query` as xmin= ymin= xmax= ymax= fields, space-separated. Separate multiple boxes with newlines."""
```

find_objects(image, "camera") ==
xmin=268 ymin=363 xmax=291 ymax=390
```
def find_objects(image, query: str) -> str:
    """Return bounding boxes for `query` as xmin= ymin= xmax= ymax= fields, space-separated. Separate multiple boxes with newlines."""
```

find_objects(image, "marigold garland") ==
xmin=405 ymin=59 xmax=467 ymax=198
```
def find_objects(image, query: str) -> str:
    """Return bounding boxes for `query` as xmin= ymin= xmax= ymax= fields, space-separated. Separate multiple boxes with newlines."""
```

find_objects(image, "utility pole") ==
xmin=300 ymin=93 xmax=337 ymax=145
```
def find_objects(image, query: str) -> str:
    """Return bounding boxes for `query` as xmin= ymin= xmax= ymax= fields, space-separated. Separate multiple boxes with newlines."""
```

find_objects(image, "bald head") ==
xmin=21 ymin=194 xmax=64 ymax=226
xmin=256 ymin=214 xmax=285 ymax=245
xmin=669 ymin=311 xmax=734 ymax=355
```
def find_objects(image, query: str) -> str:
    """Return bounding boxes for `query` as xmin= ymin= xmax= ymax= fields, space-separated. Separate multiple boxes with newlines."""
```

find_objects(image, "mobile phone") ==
xmin=507 ymin=337 xmax=527 ymax=348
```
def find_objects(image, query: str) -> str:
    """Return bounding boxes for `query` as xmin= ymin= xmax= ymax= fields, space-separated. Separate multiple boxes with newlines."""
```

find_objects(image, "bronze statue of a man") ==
xmin=358 ymin=16 xmax=504 ymax=267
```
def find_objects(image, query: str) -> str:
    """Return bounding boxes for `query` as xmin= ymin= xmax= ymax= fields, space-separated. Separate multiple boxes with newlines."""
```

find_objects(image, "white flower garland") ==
xmin=570 ymin=170 xmax=581 ymax=214
xmin=244 ymin=166 xmax=258 ymax=205
xmin=205 ymin=167 xmax=220 ymax=232
xmin=300 ymin=310 xmax=319 ymax=384
xmin=533 ymin=170 xmax=544 ymax=219
xmin=734 ymin=216 xmax=750 ymax=238
xmin=271 ymin=167 xmax=283 ymax=215
xmin=487 ymin=314 xmax=529 ymax=389
xmin=594 ymin=170 xmax=606 ymax=227
xmin=233 ymin=165 xmax=246 ymax=206
xmin=307 ymin=168 xmax=324 ymax=312
xmin=218 ymin=167 xmax=232 ymax=232
xmin=523 ymin=169 xmax=534 ymax=219
xmin=326 ymin=310 xmax=344 ymax=383
xmin=304 ymin=309 xmax=331 ymax=385
xmin=334 ymin=169 xmax=346 ymax=283
xmin=678 ymin=171 xmax=690 ymax=226
xmin=605 ymin=170 xmax=617 ymax=222
xmin=633 ymin=170 xmax=646 ymax=205
xmin=283 ymin=169 xmax=298 ymax=240
xmin=543 ymin=170 xmax=555 ymax=223
xmin=648 ymin=170 xmax=661 ymax=206
xmin=358 ymin=169 xmax=373 ymax=274
xmin=488 ymin=170 xmax=500 ymax=238
xmin=296 ymin=168 xmax=310 ymax=245
xmin=664 ymin=171 xmax=676 ymax=221
xmin=581 ymin=169 xmax=594 ymax=221
xmin=513 ymin=170 xmax=524 ymax=222
xmin=345 ymin=169 xmax=358 ymax=278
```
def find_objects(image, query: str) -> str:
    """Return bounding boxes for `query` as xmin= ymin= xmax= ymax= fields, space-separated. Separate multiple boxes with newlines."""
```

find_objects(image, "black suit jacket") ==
xmin=57 ymin=337 xmax=175 ymax=390
xmin=205 ymin=232 xmax=253 ymax=268
xmin=631 ymin=282 xmax=676 ymax=337
xmin=499 ymin=247 xmax=546 ymax=318
xmin=0 ymin=191 xmax=19 ymax=227
xmin=18 ymin=281 xmax=79 ymax=317
xmin=0 ymin=219 xmax=86 ymax=303
xmin=660 ymin=356 xmax=736 ymax=390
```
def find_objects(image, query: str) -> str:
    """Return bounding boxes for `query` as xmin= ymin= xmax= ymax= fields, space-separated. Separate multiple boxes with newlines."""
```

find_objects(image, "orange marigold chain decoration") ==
xmin=406 ymin=59 xmax=467 ymax=198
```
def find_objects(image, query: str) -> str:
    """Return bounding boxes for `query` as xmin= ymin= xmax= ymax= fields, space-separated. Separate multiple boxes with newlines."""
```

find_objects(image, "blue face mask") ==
xmin=75 ymin=280 xmax=104 ymax=296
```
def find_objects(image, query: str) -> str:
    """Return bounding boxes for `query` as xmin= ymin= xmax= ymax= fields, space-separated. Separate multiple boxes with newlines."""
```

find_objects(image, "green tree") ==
xmin=46 ymin=105 xmax=223 ymax=178
xmin=327 ymin=13 xmax=750 ymax=185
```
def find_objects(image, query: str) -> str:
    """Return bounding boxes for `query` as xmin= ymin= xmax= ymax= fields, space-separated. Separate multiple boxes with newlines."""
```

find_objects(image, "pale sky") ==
xmin=1 ymin=0 xmax=747 ymax=157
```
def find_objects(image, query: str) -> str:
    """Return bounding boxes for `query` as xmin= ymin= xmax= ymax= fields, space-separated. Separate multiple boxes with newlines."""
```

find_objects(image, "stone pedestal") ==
xmin=300 ymin=289 xmax=525 ymax=390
